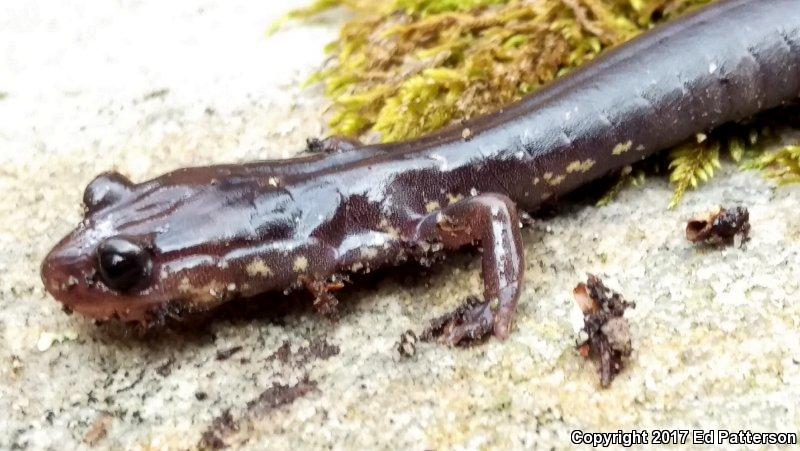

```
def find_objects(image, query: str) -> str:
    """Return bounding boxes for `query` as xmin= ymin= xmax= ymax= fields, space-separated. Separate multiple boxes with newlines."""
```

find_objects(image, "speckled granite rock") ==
xmin=1 ymin=1 xmax=799 ymax=450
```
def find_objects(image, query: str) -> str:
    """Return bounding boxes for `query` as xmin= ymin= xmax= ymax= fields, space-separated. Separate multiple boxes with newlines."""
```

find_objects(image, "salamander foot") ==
xmin=305 ymin=136 xmax=362 ymax=154
xmin=421 ymin=296 xmax=495 ymax=346
xmin=412 ymin=193 xmax=525 ymax=344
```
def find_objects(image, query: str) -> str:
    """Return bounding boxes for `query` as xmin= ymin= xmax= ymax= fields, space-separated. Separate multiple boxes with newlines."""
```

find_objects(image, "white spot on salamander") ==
xmin=543 ymin=171 xmax=565 ymax=186
xmin=361 ymin=248 xmax=379 ymax=259
xmin=547 ymin=174 xmax=566 ymax=186
xmin=293 ymin=256 xmax=308 ymax=273
xmin=246 ymin=259 xmax=273 ymax=277
xmin=425 ymin=201 xmax=441 ymax=213
xmin=612 ymin=141 xmax=633 ymax=155
xmin=565 ymin=159 xmax=596 ymax=173
xmin=378 ymin=217 xmax=401 ymax=239
xmin=446 ymin=193 xmax=464 ymax=205
xmin=178 ymin=277 xmax=192 ymax=293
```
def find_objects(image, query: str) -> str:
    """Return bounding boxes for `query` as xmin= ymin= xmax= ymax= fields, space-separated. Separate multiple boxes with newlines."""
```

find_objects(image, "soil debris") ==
xmin=574 ymin=274 xmax=635 ymax=388
xmin=267 ymin=341 xmax=292 ymax=364
xmin=215 ymin=346 xmax=244 ymax=361
xmin=246 ymin=378 xmax=317 ymax=416
xmin=296 ymin=338 xmax=340 ymax=366
xmin=686 ymin=205 xmax=750 ymax=246
xmin=397 ymin=330 xmax=418 ymax=358
xmin=198 ymin=378 xmax=317 ymax=450
xmin=82 ymin=412 xmax=113 ymax=446
xmin=198 ymin=410 xmax=237 ymax=450
xmin=155 ymin=358 xmax=175 ymax=377
xmin=266 ymin=338 xmax=340 ymax=367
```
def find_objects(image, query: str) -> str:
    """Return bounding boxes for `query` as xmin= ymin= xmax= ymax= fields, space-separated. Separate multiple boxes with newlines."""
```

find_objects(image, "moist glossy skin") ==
xmin=41 ymin=0 xmax=800 ymax=344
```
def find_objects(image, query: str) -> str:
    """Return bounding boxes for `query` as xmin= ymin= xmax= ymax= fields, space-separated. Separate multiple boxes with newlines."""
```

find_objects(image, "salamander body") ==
xmin=42 ymin=0 xmax=800 ymax=344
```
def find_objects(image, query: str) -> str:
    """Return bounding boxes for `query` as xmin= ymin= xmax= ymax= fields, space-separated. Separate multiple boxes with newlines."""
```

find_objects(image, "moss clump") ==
xmin=668 ymin=137 xmax=721 ymax=209
xmin=742 ymin=145 xmax=800 ymax=185
xmin=280 ymin=0 xmax=712 ymax=142
xmin=275 ymin=0 xmax=799 ymax=205
xmin=666 ymin=114 xmax=800 ymax=206
xmin=596 ymin=165 xmax=646 ymax=207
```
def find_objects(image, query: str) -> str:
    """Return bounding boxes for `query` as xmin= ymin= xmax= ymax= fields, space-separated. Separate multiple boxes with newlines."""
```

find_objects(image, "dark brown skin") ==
xmin=41 ymin=0 xmax=800 ymax=344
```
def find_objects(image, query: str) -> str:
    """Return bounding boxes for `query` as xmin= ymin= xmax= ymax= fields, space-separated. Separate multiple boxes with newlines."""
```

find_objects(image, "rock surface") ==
xmin=1 ymin=1 xmax=799 ymax=449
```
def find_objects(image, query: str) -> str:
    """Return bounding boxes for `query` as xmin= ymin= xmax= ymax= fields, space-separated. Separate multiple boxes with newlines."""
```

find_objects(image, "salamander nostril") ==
xmin=96 ymin=237 xmax=152 ymax=291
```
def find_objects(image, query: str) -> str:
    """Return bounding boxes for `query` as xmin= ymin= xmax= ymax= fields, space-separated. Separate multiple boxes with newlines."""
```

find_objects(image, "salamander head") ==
xmin=41 ymin=170 xmax=318 ymax=324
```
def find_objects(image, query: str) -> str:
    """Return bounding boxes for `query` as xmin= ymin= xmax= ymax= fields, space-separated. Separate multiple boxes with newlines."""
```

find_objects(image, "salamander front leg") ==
xmin=413 ymin=193 xmax=525 ymax=345
xmin=305 ymin=136 xmax=362 ymax=154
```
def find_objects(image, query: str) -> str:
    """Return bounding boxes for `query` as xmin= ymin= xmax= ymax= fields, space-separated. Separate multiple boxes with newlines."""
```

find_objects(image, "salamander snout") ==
xmin=41 ymin=228 xmax=160 ymax=322
xmin=40 ymin=234 xmax=100 ymax=316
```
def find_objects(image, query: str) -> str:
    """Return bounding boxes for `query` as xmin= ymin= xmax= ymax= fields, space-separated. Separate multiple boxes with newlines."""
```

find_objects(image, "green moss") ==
xmin=667 ymin=115 xmax=800 ymax=205
xmin=275 ymin=0 xmax=800 ymax=205
xmin=277 ymin=0 xmax=714 ymax=142
xmin=596 ymin=165 xmax=646 ymax=207
xmin=267 ymin=0 xmax=383 ymax=35
xmin=742 ymin=145 xmax=800 ymax=185
xmin=396 ymin=0 xmax=509 ymax=15
xmin=668 ymin=138 xmax=721 ymax=209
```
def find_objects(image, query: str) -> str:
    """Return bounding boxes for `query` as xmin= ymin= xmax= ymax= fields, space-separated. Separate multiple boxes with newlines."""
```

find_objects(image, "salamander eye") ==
xmin=96 ymin=238 xmax=152 ymax=291
xmin=84 ymin=172 xmax=132 ymax=213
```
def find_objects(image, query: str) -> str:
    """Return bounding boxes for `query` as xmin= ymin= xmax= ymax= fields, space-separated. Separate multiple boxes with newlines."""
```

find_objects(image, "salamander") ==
xmin=41 ymin=0 xmax=800 ymax=345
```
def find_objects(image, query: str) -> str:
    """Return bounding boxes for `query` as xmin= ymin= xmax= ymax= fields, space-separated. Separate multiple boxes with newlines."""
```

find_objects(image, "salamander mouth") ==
xmin=40 ymin=243 xmax=159 ymax=323
xmin=140 ymin=298 xmax=210 ymax=328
